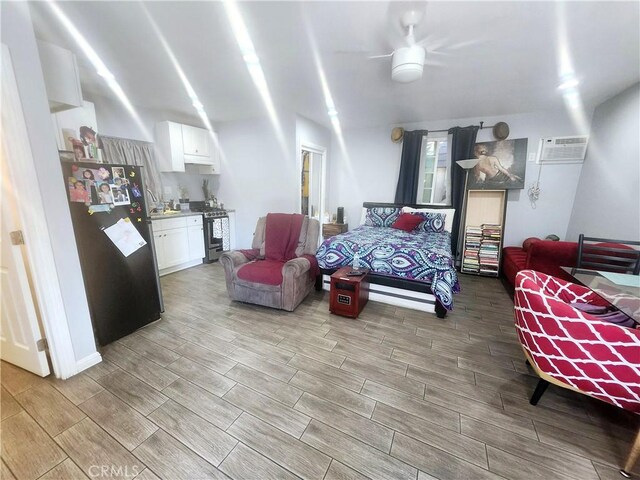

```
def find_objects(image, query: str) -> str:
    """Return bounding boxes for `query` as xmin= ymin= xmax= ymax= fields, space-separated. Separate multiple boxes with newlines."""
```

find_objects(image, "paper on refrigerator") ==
xmin=103 ymin=218 xmax=147 ymax=257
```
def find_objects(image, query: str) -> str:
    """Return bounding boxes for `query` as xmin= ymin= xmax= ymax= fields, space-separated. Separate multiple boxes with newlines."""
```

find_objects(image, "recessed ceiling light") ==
xmin=327 ymin=109 xmax=338 ymax=117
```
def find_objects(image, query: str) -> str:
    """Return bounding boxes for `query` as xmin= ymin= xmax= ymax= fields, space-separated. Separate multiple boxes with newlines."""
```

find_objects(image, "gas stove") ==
xmin=189 ymin=201 xmax=230 ymax=262
xmin=202 ymin=210 xmax=228 ymax=218
xmin=189 ymin=201 xmax=227 ymax=218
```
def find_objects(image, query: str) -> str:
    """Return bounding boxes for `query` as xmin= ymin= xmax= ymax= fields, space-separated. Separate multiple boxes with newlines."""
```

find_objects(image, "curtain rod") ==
xmin=427 ymin=121 xmax=497 ymax=134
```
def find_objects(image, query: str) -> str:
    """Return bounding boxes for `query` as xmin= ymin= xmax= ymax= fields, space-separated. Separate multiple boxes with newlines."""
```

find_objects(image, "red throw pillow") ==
xmin=392 ymin=213 xmax=424 ymax=232
xmin=522 ymin=237 xmax=541 ymax=251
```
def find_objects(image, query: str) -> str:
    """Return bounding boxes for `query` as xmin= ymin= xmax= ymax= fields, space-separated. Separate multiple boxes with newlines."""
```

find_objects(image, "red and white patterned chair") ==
xmin=514 ymin=270 xmax=640 ymax=477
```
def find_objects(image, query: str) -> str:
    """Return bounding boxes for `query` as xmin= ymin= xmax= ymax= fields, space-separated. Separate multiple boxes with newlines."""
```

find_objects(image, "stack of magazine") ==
xmin=479 ymin=224 xmax=502 ymax=276
xmin=462 ymin=226 xmax=482 ymax=272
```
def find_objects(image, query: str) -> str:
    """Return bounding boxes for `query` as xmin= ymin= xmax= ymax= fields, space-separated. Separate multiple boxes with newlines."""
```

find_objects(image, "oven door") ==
xmin=205 ymin=216 xmax=230 ymax=261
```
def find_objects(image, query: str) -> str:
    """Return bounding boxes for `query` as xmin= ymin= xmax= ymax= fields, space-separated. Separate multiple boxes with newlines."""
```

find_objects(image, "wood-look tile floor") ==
xmin=2 ymin=262 xmax=639 ymax=480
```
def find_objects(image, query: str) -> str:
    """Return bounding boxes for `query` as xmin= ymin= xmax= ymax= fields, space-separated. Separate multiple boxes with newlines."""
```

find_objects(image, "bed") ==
xmin=316 ymin=202 xmax=460 ymax=317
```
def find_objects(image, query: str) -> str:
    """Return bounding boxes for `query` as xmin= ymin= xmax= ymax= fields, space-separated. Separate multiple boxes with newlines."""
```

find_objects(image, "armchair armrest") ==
xmin=526 ymin=241 xmax=578 ymax=281
xmin=220 ymin=251 xmax=251 ymax=271
xmin=282 ymin=257 xmax=311 ymax=279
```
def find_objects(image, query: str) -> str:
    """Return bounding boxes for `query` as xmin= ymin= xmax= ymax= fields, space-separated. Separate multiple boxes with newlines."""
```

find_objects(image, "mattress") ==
xmin=316 ymin=225 xmax=460 ymax=310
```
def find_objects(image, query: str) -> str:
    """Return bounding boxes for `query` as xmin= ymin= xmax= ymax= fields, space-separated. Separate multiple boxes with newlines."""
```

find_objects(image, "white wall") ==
xmin=87 ymin=93 xmax=218 ymax=203
xmin=217 ymin=112 xmax=298 ymax=247
xmin=2 ymin=3 xmax=97 ymax=364
xmin=329 ymin=108 xmax=593 ymax=247
xmin=567 ymin=83 xmax=640 ymax=241
xmin=296 ymin=114 xmax=332 ymax=152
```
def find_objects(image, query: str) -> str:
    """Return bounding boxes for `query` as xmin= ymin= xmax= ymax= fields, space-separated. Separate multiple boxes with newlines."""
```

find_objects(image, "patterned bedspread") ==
xmin=316 ymin=226 xmax=460 ymax=310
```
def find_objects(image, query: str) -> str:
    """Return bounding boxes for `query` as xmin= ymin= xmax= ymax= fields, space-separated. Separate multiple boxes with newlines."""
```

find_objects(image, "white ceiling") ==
xmin=30 ymin=1 xmax=640 ymax=129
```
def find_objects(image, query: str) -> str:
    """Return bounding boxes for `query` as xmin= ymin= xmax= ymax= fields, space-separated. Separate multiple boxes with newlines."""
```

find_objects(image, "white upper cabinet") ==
xmin=182 ymin=124 xmax=210 ymax=158
xmin=155 ymin=121 xmax=220 ymax=174
xmin=37 ymin=41 xmax=83 ymax=113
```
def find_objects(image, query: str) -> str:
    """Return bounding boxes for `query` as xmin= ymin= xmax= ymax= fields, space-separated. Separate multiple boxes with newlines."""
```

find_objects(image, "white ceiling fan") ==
xmin=333 ymin=6 xmax=479 ymax=84
xmin=369 ymin=10 xmax=435 ymax=83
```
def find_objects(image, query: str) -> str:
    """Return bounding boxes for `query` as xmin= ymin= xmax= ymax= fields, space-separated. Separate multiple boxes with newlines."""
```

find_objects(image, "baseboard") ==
xmin=322 ymin=275 xmax=436 ymax=314
xmin=74 ymin=352 xmax=102 ymax=376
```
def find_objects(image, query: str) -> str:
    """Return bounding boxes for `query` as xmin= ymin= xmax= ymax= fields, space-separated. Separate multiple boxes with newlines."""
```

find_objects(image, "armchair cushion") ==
xmin=237 ymin=260 xmax=287 ymax=286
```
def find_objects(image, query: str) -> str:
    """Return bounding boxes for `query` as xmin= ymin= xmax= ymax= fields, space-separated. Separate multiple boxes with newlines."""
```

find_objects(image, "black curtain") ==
xmin=448 ymin=126 xmax=479 ymax=260
xmin=394 ymin=130 xmax=428 ymax=204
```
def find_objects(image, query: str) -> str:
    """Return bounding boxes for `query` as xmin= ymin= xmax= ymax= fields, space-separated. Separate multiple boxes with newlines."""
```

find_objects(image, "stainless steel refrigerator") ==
xmin=61 ymin=161 xmax=163 ymax=346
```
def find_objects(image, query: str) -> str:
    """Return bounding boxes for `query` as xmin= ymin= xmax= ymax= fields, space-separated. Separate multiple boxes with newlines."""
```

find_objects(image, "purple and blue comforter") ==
xmin=316 ymin=225 xmax=460 ymax=310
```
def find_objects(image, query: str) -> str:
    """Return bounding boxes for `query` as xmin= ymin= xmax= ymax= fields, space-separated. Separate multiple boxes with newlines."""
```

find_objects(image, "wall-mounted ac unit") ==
xmin=537 ymin=136 xmax=589 ymax=164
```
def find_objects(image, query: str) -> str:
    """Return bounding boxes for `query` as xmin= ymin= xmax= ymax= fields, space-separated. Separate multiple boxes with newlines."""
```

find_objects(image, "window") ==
xmin=417 ymin=135 xmax=450 ymax=205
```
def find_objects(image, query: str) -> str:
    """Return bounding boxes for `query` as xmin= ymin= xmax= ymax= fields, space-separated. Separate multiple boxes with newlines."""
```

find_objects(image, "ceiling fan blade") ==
xmin=415 ymin=34 xmax=436 ymax=48
xmin=333 ymin=49 xmax=370 ymax=55
xmin=424 ymin=58 xmax=445 ymax=67
xmin=418 ymin=36 xmax=484 ymax=54
xmin=443 ymin=38 xmax=484 ymax=50
xmin=425 ymin=49 xmax=449 ymax=56
xmin=368 ymin=52 xmax=394 ymax=59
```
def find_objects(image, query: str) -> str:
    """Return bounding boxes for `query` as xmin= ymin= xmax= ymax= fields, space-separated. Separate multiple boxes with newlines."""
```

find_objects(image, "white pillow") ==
xmin=402 ymin=206 xmax=456 ymax=233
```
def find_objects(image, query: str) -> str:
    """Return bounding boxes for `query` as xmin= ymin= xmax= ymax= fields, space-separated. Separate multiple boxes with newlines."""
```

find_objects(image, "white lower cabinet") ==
xmin=188 ymin=224 xmax=205 ymax=260
xmin=154 ymin=232 xmax=167 ymax=270
xmin=152 ymin=215 xmax=204 ymax=275
xmin=163 ymin=228 xmax=190 ymax=267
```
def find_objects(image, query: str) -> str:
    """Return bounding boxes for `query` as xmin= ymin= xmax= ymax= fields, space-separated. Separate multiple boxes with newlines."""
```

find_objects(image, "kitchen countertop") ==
xmin=150 ymin=211 xmax=203 ymax=220
xmin=150 ymin=208 xmax=235 ymax=219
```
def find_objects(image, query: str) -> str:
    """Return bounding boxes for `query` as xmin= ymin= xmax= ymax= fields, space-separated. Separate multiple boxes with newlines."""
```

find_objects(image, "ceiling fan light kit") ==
xmin=391 ymin=46 xmax=426 ymax=83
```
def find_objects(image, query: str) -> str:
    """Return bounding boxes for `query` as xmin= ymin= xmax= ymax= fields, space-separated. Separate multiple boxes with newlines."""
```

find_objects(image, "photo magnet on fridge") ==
xmin=97 ymin=167 xmax=111 ymax=181
xmin=68 ymin=177 xmax=91 ymax=204
xmin=88 ymin=204 xmax=111 ymax=214
xmin=112 ymin=186 xmax=131 ymax=206
xmin=112 ymin=167 xmax=126 ymax=179
xmin=131 ymin=183 xmax=142 ymax=198
xmin=113 ymin=177 xmax=128 ymax=193
xmin=74 ymin=168 xmax=101 ymax=204
xmin=96 ymin=181 xmax=114 ymax=205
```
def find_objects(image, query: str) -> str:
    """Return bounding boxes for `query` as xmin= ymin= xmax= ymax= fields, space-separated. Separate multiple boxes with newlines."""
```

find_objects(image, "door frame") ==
xmin=299 ymin=142 xmax=327 ymax=223
xmin=2 ymin=44 xmax=88 ymax=379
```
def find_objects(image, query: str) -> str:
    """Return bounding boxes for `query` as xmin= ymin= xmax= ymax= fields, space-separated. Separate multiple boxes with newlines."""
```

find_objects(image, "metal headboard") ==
xmin=362 ymin=202 xmax=452 ymax=210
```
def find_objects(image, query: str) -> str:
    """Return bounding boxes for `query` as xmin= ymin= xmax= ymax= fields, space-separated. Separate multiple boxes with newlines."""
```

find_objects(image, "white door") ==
xmin=0 ymin=148 xmax=50 ymax=376
xmin=309 ymin=151 xmax=323 ymax=220
xmin=300 ymin=147 xmax=326 ymax=221
xmin=163 ymin=228 xmax=190 ymax=267
xmin=187 ymin=225 xmax=205 ymax=260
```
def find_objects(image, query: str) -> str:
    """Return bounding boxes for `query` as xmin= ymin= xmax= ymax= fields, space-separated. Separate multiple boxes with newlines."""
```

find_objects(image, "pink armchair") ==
xmin=514 ymin=270 xmax=640 ymax=477
xmin=220 ymin=215 xmax=320 ymax=312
